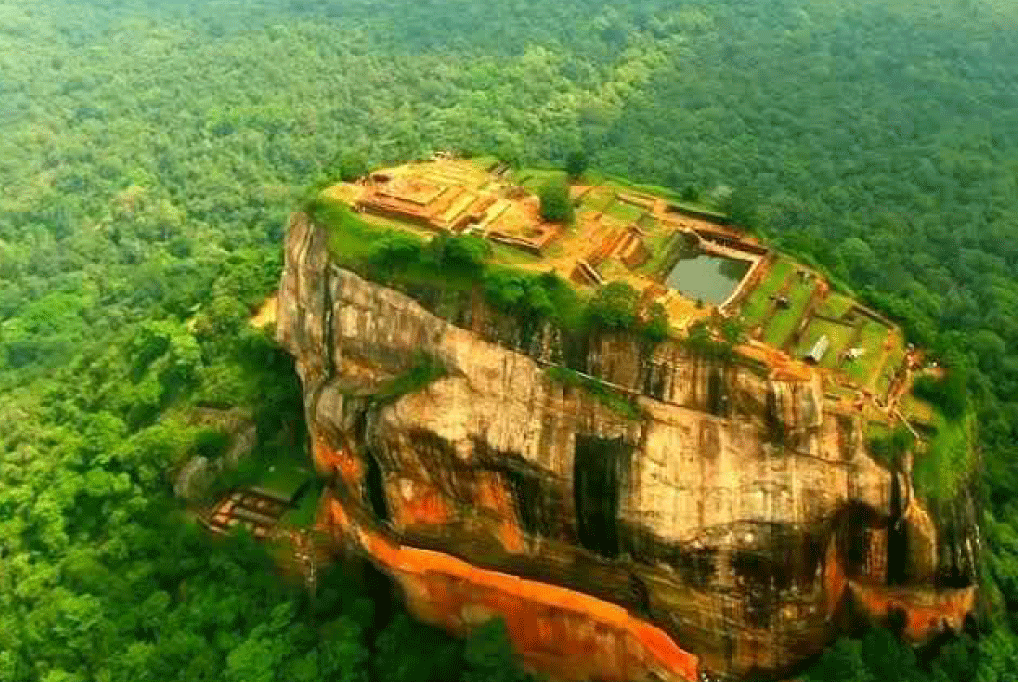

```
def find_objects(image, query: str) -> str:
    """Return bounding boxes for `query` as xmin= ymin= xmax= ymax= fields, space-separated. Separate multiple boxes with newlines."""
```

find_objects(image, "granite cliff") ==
xmin=276 ymin=211 xmax=979 ymax=681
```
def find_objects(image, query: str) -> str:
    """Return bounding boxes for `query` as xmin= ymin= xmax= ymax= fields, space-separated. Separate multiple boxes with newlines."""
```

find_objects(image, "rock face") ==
xmin=276 ymin=213 xmax=978 ymax=681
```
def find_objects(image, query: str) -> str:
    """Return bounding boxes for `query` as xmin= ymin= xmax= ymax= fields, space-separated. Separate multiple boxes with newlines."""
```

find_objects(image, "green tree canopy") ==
xmin=538 ymin=179 xmax=575 ymax=224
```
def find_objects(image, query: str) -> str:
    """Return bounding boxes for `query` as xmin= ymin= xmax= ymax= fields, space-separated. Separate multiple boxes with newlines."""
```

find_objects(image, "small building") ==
xmin=805 ymin=334 xmax=830 ymax=365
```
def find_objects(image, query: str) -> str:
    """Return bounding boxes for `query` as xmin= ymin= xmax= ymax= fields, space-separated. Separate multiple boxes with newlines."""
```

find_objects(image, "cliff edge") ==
xmin=276 ymin=209 xmax=978 ymax=681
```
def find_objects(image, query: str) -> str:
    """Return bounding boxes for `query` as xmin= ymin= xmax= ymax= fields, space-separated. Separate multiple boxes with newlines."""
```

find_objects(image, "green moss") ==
xmin=545 ymin=366 xmax=641 ymax=421
xmin=866 ymin=421 xmax=913 ymax=470
xmin=374 ymin=353 xmax=448 ymax=404
xmin=634 ymin=231 xmax=681 ymax=277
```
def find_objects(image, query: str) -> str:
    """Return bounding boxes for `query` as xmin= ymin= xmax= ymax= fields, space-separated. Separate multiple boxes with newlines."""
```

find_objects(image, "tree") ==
xmin=719 ymin=186 xmax=760 ymax=232
xmin=807 ymin=638 xmax=874 ymax=682
xmin=538 ymin=179 xmax=574 ymax=224
xmin=565 ymin=150 xmax=588 ymax=180
xmin=337 ymin=153 xmax=369 ymax=182
xmin=462 ymin=619 xmax=529 ymax=682
xmin=642 ymin=302 xmax=669 ymax=342
xmin=429 ymin=234 xmax=490 ymax=274
xmin=587 ymin=282 xmax=638 ymax=331
xmin=368 ymin=234 xmax=424 ymax=273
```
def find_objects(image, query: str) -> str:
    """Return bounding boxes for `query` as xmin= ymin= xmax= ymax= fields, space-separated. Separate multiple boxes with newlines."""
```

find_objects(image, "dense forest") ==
xmin=2 ymin=0 xmax=1018 ymax=679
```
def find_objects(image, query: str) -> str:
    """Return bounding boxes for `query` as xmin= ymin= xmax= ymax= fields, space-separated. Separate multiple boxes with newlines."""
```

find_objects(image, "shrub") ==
xmin=538 ymin=178 xmax=574 ymax=223
xmin=913 ymin=369 xmax=968 ymax=420
xmin=428 ymin=233 xmax=490 ymax=275
xmin=195 ymin=428 xmax=231 ymax=459
xmin=368 ymin=234 xmax=425 ymax=272
xmin=587 ymin=282 xmax=638 ymax=331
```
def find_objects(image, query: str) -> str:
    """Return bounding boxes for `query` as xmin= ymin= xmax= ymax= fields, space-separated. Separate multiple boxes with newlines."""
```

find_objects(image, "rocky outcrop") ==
xmin=276 ymin=212 xmax=978 ymax=681
xmin=173 ymin=410 xmax=258 ymax=501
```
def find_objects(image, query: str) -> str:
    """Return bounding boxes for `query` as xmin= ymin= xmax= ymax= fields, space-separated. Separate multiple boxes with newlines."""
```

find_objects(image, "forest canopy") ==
xmin=2 ymin=0 xmax=1018 ymax=680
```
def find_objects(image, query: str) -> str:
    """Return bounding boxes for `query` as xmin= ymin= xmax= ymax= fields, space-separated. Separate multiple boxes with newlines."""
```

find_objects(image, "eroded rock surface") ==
xmin=277 ymin=213 xmax=978 ymax=681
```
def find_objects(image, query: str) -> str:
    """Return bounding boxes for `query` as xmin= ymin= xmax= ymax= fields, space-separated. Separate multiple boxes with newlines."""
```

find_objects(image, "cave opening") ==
xmin=364 ymin=449 xmax=390 ymax=523
xmin=573 ymin=435 xmax=630 ymax=559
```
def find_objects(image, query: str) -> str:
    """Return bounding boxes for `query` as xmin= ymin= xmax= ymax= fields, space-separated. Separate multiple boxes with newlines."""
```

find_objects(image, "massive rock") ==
xmin=276 ymin=213 xmax=978 ymax=681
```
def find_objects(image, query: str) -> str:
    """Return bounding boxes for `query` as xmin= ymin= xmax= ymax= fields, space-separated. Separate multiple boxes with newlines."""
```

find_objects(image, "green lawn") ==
xmin=793 ymin=318 xmax=855 ymax=367
xmin=602 ymin=196 xmax=646 ymax=224
xmin=490 ymin=241 xmax=542 ymax=265
xmin=762 ymin=279 xmax=815 ymax=347
xmin=817 ymin=292 xmax=855 ymax=320
xmin=739 ymin=259 xmax=794 ymax=327
xmin=876 ymin=341 xmax=906 ymax=397
xmin=843 ymin=320 xmax=892 ymax=386
xmin=508 ymin=167 xmax=567 ymax=192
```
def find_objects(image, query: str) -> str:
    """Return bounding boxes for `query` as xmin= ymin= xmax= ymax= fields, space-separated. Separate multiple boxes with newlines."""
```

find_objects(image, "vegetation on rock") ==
xmin=1 ymin=0 xmax=1016 ymax=679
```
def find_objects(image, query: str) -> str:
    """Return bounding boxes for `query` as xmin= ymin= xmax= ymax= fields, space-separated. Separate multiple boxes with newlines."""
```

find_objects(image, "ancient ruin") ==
xmin=273 ymin=156 xmax=979 ymax=681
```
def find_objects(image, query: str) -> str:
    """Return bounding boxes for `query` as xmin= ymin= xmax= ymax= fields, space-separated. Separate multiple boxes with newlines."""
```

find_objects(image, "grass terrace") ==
xmin=761 ymin=277 xmax=815 ymax=348
xmin=579 ymin=186 xmax=616 ymax=213
xmin=603 ymin=197 xmax=646 ymax=224
xmin=508 ymin=167 xmax=567 ymax=192
xmin=844 ymin=319 xmax=893 ymax=387
xmin=900 ymin=392 xmax=938 ymax=430
xmin=817 ymin=292 xmax=856 ymax=320
xmin=876 ymin=339 xmax=907 ymax=397
xmin=740 ymin=258 xmax=794 ymax=328
xmin=794 ymin=318 xmax=856 ymax=368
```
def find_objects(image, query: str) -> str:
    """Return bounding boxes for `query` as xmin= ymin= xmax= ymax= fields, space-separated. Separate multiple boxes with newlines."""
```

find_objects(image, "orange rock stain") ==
xmin=321 ymin=495 xmax=699 ymax=682
xmin=849 ymin=582 xmax=976 ymax=640
xmin=313 ymin=435 xmax=361 ymax=487
xmin=393 ymin=480 xmax=452 ymax=528
xmin=475 ymin=473 xmax=525 ymax=553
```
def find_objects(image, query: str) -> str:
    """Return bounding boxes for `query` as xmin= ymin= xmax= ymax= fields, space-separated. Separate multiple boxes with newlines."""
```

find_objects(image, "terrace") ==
xmin=328 ymin=156 xmax=912 ymax=398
